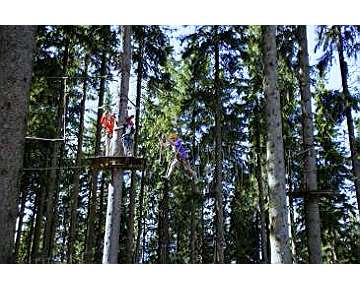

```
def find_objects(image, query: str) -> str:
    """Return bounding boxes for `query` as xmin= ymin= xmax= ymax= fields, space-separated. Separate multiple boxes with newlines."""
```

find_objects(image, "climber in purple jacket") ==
xmin=161 ymin=132 xmax=197 ymax=180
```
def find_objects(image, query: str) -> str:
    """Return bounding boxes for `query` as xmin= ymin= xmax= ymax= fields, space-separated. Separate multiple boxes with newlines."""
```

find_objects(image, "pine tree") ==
xmin=262 ymin=25 xmax=292 ymax=263
xmin=297 ymin=25 xmax=322 ymax=263
xmin=84 ymin=25 xmax=113 ymax=263
xmin=68 ymin=53 xmax=89 ymax=263
xmin=316 ymin=25 xmax=360 ymax=214
xmin=102 ymin=26 xmax=132 ymax=264
xmin=0 ymin=25 xmax=37 ymax=263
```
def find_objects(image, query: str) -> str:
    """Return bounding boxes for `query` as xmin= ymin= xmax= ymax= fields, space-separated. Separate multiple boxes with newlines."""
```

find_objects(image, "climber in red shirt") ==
xmin=100 ymin=111 xmax=116 ymax=137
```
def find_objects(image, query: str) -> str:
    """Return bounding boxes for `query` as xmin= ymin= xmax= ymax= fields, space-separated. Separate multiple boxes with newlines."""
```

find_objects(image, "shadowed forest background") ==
xmin=1 ymin=25 xmax=360 ymax=264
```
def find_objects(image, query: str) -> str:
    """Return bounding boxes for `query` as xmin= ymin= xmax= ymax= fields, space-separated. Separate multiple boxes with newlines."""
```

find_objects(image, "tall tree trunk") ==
xmin=95 ymin=173 xmax=106 ymax=263
xmin=68 ymin=55 xmax=88 ymax=263
xmin=0 ymin=26 xmax=36 ymax=263
xmin=42 ymin=35 xmax=70 ymax=262
xmin=254 ymin=104 xmax=269 ymax=263
xmin=14 ymin=152 xmax=29 ymax=261
xmin=126 ymin=26 xmax=145 ymax=263
xmin=287 ymin=155 xmax=298 ymax=262
xmin=141 ymin=213 xmax=147 ymax=263
xmin=213 ymin=26 xmax=225 ymax=264
xmin=134 ymin=162 xmax=147 ymax=263
xmin=84 ymin=38 xmax=108 ymax=264
xmin=14 ymin=186 xmax=28 ymax=261
xmin=157 ymin=180 xmax=170 ymax=264
xmin=298 ymin=25 xmax=322 ymax=264
xmin=337 ymin=26 xmax=360 ymax=214
xmin=25 ymin=206 xmax=36 ymax=263
xmin=102 ymin=25 xmax=132 ymax=264
xmin=261 ymin=25 xmax=292 ymax=264
xmin=190 ymin=109 xmax=199 ymax=263
xmin=30 ymin=156 xmax=50 ymax=263
xmin=59 ymin=202 xmax=68 ymax=263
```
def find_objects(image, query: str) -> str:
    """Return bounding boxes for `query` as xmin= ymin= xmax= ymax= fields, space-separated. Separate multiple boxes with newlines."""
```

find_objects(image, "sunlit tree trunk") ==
xmin=94 ymin=173 xmax=106 ymax=263
xmin=0 ymin=25 xmax=36 ymax=263
xmin=14 ymin=184 xmax=28 ymax=261
xmin=254 ymin=104 xmax=269 ymax=263
xmin=102 ymin=26 xmax=132 ymax=264
xmin=25 ymin=208 xmax=36 ymax=263
xmin=262 ymin=25 xmax=292 ymax=264
xmin=298 ymin=25 xmax=321 ymax=264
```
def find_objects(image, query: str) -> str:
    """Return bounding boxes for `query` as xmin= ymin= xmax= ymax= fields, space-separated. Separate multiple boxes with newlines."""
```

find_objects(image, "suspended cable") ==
xmin=22 ymin=165 xmax=88 ymax=171
xmin=25 ymin=137 xmax=65 ymax=142
xmin=34 ymin=75 xmax=118 ymax=81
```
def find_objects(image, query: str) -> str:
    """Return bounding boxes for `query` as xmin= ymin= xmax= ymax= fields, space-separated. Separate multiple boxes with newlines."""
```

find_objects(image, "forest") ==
xmin=1 ymin=25 xmax=360 ymax=264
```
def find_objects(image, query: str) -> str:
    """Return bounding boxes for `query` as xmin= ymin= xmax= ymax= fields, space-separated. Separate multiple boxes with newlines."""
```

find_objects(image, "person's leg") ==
xmin=182 ymin=160 xmax=197 ymax=179
xmin=122 ymin=135 xmax=128 ymax=156
xmin=164 ymin=158 xmax=178 ymax=178
xmin=128 ymin=136 xmax=134 ymax=156
xmin=106 ymin=134 xmax=112 ymax=156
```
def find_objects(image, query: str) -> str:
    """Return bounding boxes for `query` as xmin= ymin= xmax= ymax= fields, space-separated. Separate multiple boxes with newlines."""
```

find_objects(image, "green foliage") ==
xmin=15 ymin=25 xmax=360 ymax=264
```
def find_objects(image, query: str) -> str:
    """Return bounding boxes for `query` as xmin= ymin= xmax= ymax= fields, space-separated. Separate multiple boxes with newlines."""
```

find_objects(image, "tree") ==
xmin=102 ymin=25 xmax=132 ymax=264
xmin=68 ymin=54 xmax=89 ymax=263
xmin=315 ymin=25 xmax=360 ymax=214
xmin=0 ymin=25 xmax=37 ymax=263
xmin=254 ymin=103 xmax=269 ymax=263
xmin=84 ymin=25 xmax=114 ymax=263
xmin=261 ymin=25 xmax=292 ymax=264
xmin=126 ymin=26 xmax=145 ymax=263
xmin=213 ymin=26 xmax=225 ymax=263
xmin=297 ymin=25 xmax=322 ymax=263
xmin=42 ymin=29 xmax=71 ymax=261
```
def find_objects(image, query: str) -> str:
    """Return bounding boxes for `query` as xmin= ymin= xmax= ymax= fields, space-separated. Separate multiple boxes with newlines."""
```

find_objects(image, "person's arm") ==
xmin=166 ymin=138 xmax=182 ymax=155
xmin=114 ymin=120 xmax=121 ymax=131
xmin=165 ymin=138 xmax=176 ymax=146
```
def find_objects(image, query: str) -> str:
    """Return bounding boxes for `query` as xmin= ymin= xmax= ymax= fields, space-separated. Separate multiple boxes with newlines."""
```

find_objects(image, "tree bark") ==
xmin=94 ymin=173 xmax=106 ymax=263
xmin=14 ymin=151 xmax=29 ymax=261
xmin=157 ymin=180 xmax=170 ymax=264
xmin=30 ymin=156 xmax=50 ymax=263
xmin=25 ymin=206 xmax=36 ymax=263
xmin=298 ymin=25 xmax=322 ymax=264
xmin=262 ymin=25 xmax=292 ymax=264
xmin=336 ymin=26 xmax=360 ymax=214
xmin=14 ymin=186 xmax=28 ymax=261
xmin=84 ymin=40 xmax=108 ymax=264
xmin=254 ymin=104 xmax=269 ymax=263
xmin=42 ymin=35 xmax=70 ymax=262
xmin=68 ymin=55 xmax=88 ymax=263
xmin=126 ymin=26 xmax=145 ymax=263
xmin=134 ymin=162 xmax=147 ymax=263
xmin=0 ymin=25 xmax=36 ymax=263
xmin=213 ymin=26 xmax=225 ymax=264
xmin=190 ymin=109 xmax=199 ymax=263
xmin=102 ymin=25 xmax=132 ymax=264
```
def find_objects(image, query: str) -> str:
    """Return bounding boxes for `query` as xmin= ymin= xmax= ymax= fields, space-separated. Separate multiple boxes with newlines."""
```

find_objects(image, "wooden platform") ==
xmin=289 ymin=190 xmax=336 ymax=199
xmin=87 ymin=156 xmax=145 ymax=170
